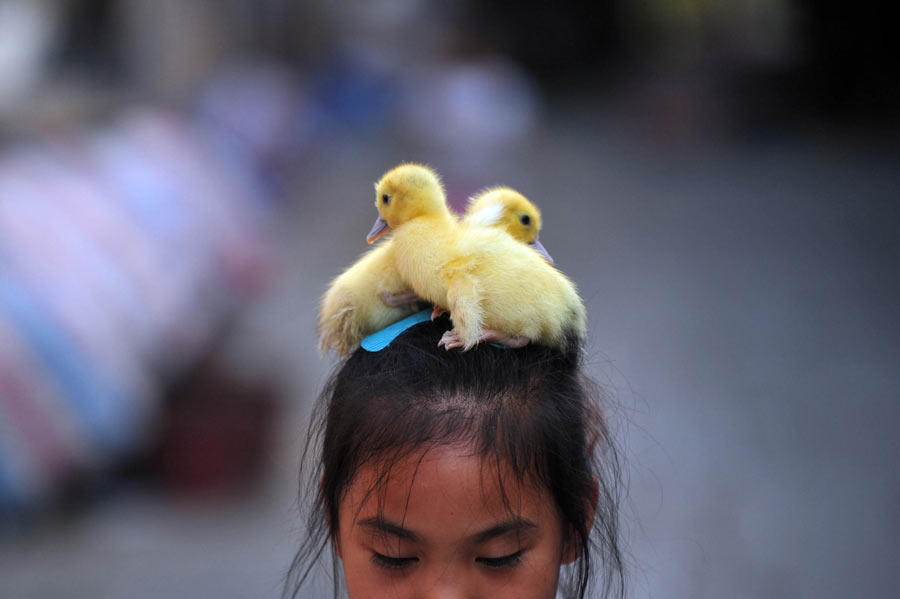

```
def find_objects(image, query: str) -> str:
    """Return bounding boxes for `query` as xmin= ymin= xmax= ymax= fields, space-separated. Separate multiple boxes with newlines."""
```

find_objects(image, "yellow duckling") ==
xmin=318 ymin=171 xmax=450 ymax=356
xmin=464 ymin=186 xmax=553 ymax=264
xmin=367 ymin=163 xmax=586 ymax=351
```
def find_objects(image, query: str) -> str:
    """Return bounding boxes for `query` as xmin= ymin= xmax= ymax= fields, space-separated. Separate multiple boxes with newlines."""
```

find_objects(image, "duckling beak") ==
xmin=529 ymin=236 xmax=554 ymax=265
xmin=366 ymin=216 xmax=391 ymax=244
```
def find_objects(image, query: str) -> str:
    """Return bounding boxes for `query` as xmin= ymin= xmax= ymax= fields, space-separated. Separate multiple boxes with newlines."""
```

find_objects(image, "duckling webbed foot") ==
xmin=479 ymin=329 xmax=530 ymax=349
xmin=380 ymin=291 xmax=421 ymax=306
xmin=437 ymin=328 xmax=530 ymax=350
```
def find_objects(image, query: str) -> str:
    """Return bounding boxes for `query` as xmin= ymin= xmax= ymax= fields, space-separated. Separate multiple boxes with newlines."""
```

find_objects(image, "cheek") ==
xmin=338 ymin=538 xmax=375 ymax=597
xmin=514 ymin=543 xmax=565 ymax=597
xmin=340 ymin=550 xmax=371 ymax=598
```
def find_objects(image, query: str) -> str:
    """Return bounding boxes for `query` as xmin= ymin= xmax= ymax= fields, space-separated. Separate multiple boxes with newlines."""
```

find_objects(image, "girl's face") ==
xmin=335 ymin=443 xmax=570 ymax=599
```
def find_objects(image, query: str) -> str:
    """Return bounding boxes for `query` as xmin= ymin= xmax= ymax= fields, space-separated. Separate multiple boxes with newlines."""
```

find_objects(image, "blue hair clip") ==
xmin=360 ymin=310 xmax=433 ymax=352
xmin=360 ymin=309 xmax=509 ymax=352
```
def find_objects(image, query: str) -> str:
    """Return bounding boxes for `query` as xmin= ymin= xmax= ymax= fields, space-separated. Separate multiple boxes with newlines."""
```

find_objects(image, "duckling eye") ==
xmin=519 ymin=214 xmax=531 ymax=226
xmin=382 ymin=194 xmax=391 ymax=205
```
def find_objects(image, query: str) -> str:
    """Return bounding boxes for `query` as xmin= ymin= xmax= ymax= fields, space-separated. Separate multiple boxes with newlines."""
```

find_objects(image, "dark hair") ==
xmin=285 ymin=318 xmax=624 ymax=599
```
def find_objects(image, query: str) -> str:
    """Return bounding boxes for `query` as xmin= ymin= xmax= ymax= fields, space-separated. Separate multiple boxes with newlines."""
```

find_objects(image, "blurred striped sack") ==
xmin=0 ymin=107 xmax=274 ymax=514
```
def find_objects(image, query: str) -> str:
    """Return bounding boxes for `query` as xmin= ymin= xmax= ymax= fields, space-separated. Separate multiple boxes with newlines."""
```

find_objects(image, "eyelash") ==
xmin=371 ymin=550 xmax=524 ymax=571
xmin=371 ymin=552 xmax=417 ymax=570
xmin=476 ymin=550 xmax=524 ymax=569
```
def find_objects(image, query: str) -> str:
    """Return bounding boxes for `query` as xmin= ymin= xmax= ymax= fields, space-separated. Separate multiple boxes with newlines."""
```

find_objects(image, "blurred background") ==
xmin=0 ymin=1 xmax=898 ymax=597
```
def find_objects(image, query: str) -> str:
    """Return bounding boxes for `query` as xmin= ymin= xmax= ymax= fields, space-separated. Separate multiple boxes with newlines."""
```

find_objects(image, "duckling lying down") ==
xmin=368 ymin=163 xmax=586 ymax=351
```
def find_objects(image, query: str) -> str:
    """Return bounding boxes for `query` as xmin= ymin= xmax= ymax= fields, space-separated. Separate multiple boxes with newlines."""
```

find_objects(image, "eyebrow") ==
xmin=470 ymin=518 xmax=538 ymax=544
xmin=358 ymin=517 xmax=422 ymax=543
xmin=357 ymin=516 xmax=538 ymax=545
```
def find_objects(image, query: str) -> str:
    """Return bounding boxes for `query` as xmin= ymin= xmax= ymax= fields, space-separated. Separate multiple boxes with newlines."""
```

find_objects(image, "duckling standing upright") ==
xmin=368 ymin=163 xmax=586 ymax=351
xmin=319 ymin=181 xmax=555 ymax=355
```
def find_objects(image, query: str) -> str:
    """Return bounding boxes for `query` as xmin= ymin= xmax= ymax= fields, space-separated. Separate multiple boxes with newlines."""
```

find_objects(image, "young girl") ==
xmin=286 ymin=317 xmax=624 ymax=598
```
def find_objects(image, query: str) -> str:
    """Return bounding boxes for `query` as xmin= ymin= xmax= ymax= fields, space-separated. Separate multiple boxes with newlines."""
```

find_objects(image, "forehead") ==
xmin=496 ymin=194 xmax=539 ymax=223
xmin=514 ymin=200 xmax=540 ymax=222
xmin=340 ymin=444 xmax=558 ymax=540
xmin=378 ymin=168 xmax=434 ymax=191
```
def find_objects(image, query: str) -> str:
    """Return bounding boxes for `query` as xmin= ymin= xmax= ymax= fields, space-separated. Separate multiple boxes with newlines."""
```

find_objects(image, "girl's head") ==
xmin=288 ymin=318 xmax=623 ymax=599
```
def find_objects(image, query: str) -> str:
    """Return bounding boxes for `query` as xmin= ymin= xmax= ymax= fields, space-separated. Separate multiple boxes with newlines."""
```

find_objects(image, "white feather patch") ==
xmin=466 ymin=201 xmax=504 ymax=227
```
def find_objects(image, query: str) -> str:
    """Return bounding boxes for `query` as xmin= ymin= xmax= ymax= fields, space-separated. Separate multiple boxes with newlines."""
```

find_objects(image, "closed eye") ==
xmin=372 ymin=552 xmax=417 ymax=570
xmin=476 ymin=550 xmax=524 ymax=569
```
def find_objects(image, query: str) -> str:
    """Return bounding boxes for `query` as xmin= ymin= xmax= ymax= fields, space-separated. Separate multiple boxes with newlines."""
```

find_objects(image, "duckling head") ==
xmin=468 ymin=187 xmax=554 ymax=264
xmin=367 ymin=163 xmax=447 ymax=244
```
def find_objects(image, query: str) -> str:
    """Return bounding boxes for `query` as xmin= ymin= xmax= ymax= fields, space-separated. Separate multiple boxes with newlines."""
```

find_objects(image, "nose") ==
xmin=422 ymin=583 xmax=466 ymax=599
xmin=420 ymin=567 xmax=469 ymax=599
